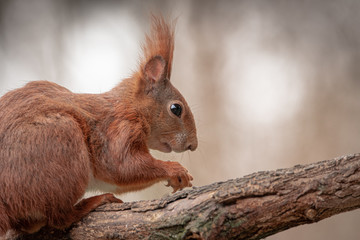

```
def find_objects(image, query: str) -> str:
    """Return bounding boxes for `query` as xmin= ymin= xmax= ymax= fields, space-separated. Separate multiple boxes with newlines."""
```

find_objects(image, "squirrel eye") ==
xmin=170 ymin=104 xmax=182 ymax=117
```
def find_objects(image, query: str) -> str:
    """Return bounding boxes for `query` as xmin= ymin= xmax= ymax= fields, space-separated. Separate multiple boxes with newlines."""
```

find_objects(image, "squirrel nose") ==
xmin=186 ymin=139 xmax=198 ymax=151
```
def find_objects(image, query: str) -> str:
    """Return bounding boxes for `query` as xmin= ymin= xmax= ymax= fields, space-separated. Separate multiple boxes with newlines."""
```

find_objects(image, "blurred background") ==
xmin=1 ymin=0 xmax=360 ymax=239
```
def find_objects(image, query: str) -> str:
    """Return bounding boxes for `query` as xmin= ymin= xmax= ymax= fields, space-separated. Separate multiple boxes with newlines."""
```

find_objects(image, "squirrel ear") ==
xmin=144 ymin=56 xmax=166 ymax=84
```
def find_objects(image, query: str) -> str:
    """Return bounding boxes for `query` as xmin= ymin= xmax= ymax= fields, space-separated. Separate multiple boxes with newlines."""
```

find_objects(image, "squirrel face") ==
xmin=145 ymin=76 xmax=198 ymax=153
xmin=134 ymin=17 xmax=198 ymax=154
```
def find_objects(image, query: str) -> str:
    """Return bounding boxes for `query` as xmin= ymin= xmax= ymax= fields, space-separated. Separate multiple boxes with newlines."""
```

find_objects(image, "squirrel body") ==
xmin=0 ymin=16 xmax=197 ymax=236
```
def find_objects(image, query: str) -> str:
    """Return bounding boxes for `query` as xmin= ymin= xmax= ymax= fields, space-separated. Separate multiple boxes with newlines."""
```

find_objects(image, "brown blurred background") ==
xmin=1 ymin=0 xmax=360 ymax=239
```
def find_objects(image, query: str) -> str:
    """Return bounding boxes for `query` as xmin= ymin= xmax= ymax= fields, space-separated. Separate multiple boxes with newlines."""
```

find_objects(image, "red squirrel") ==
xmin=0 ymin=16 xmax=197 ymax=236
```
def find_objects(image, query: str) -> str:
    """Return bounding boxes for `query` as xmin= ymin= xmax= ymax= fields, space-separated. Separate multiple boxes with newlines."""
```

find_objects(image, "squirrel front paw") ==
xmin=165 ymin=161 xmax=193 ymax=193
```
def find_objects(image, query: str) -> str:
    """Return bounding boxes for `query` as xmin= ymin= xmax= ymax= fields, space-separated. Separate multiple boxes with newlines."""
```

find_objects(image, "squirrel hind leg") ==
xmin=20 ymin=220 xmax=47 ymax=234
xmin=73 ymin=193 xmax=123 ymax=218
xmin=48 ymin=193 xmax=123 ymax=230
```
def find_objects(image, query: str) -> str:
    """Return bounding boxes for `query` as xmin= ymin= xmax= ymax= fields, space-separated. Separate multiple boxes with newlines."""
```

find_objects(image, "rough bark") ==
xmin=20 ymin=153 xmax=360 ymax=240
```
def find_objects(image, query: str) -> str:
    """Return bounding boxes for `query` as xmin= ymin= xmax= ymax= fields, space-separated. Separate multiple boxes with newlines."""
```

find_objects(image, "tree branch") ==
xmin=21 ymin=153 xmax=360 ymax=240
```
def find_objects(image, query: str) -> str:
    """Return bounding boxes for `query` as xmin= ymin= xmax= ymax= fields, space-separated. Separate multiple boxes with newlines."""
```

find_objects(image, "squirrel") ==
xmin=0 ymin=15 xmax=197 ymax=236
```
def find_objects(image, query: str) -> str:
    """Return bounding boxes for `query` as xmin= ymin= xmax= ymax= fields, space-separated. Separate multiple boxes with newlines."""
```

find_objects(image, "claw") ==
xmin=172 ymin=187 xmax=179 ymax=193
xmin=164 ymin=162 xmax=193 ymax=193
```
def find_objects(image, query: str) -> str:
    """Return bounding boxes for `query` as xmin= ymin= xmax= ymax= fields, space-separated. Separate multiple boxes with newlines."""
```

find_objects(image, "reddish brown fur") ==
xmin=0 ymin=16 xmax=197 ymax=237
xmin=141 ymin=15 xmax=175 ymax=79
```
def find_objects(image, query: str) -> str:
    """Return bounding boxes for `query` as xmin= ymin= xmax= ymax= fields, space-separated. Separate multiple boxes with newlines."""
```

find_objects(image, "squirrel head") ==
xmin=133 ymin=16 xmax=198 ymax=153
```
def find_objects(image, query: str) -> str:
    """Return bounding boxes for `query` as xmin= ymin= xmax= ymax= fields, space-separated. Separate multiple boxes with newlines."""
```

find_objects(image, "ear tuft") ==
xmin=139 ymin=15 xmax=175 ymax=80
xmin=144 ymin=56 xmax=166 ymax=83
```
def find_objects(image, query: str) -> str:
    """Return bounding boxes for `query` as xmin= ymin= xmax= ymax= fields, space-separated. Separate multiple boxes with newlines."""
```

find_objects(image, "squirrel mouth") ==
xmin=160 ymin=139 xmax=186 ymax=153
xmin=160 ymin=142 xmax=172 ymax=153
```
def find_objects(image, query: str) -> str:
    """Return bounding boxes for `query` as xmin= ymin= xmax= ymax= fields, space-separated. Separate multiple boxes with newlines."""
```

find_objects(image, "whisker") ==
xmin=187 ymin=150 xmax=191 ymax=161
xmin=160 ymin=130 xmax=179 ymax=136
